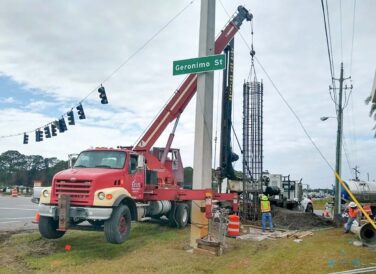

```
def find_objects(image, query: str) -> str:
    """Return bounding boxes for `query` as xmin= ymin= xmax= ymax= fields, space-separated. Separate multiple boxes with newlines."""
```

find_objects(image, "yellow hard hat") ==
xmin=261 ymin=194 xmax=268 ymax=201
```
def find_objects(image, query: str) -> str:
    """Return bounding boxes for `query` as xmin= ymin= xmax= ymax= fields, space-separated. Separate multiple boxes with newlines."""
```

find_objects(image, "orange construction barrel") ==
xmin=227 ymin=214 xmax=240 ymax=237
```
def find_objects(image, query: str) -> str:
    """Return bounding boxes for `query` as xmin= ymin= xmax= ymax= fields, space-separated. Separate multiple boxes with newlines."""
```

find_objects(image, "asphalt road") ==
xmin=0 ymin=195 xmax=38 ymax=231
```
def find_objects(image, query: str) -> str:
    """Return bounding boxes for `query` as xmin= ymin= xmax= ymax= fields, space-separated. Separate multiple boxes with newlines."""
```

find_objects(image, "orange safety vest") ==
xmin=348 ymin=207 xmax=358 ymax=218
xmin=261 ymin=200 xmax=271 ymax=213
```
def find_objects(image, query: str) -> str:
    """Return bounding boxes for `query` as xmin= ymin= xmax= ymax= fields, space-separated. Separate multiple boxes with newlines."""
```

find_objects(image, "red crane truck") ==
xmin=38 ymin=6 xmax=253 ymax=244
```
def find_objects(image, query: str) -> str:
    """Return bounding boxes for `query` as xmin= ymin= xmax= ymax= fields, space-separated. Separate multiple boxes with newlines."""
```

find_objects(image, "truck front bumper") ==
xmin=38 ymin=204 xmax=113 ymax=220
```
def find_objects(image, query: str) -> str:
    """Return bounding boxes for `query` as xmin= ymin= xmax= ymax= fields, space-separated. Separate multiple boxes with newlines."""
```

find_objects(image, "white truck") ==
xmin=264 ymin=172 xmax=313 ymax=213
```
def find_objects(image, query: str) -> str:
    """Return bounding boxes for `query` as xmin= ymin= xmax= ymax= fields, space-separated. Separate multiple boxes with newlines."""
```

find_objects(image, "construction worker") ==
xmin=344 ymin=202 xmax=359 ymax=233
xmin=260 ymin=194 xmax=274 ymax=232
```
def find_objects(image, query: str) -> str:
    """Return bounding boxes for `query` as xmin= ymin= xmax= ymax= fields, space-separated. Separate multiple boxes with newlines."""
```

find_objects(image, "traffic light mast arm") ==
xmin=133 ymin=6 xmax=252 ymax=152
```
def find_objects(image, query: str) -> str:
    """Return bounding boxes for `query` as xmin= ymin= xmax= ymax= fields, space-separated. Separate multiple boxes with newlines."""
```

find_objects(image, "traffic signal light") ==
xmin=23 ymin=133 xmax=29 ymax=144
xmin=36 ymin=129 xmax=43 ymax=142
xmin=76 ymin=103 xmax=86 ymax=119
xmin=44 ymin=126 xmax=51 ymax=138
xmin=51 ymin=122 xmax=57 ymax=136
xmin=58 ymin=118 xmax=68 ymax=133
xmin=98 ymin=86 xmax=108 ymax=104
xmin=67 ymin=110 xmax=75 ymax=125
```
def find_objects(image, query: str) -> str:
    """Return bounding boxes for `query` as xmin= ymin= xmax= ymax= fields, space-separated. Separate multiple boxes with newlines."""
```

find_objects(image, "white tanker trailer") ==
xmin=341 ymin=180 xmax=376 ymax=216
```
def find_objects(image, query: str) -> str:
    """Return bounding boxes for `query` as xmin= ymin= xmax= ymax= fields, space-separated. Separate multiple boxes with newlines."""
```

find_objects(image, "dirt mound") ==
xmin=271 ymin=207 xmax=335 ymax=230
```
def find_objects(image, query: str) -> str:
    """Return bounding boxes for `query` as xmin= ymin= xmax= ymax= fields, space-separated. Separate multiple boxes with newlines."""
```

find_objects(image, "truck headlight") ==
xmin=98 ymin=192 xmax=105 ymax=200
xmin=42 ymin=189 xmax=49 ymax=197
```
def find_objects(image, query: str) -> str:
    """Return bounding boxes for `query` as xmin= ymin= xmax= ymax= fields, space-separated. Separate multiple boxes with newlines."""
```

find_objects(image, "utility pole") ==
xmin=190 ymin=0 xmax=215 ymax=248
xmin=331 ymin=62 xmax=351 ymax=222
xmin=353 ymin=166 xmax=360 ymax=181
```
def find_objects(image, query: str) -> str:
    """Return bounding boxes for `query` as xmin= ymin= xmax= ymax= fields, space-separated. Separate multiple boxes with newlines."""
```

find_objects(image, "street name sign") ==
xmin=173 ymin=54 xmax=226 ymax=76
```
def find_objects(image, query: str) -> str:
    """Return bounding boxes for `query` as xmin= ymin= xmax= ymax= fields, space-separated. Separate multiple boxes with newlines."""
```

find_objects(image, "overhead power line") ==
xmin=339 ymin=0 xmax=343 ymax=62
xmin=349 ymin=0 xmax=357 ymax=75
xmin=321 ymin=0 xmax=335 ymax=81
xmin=321 ymin=0 xmax=338 ymax=107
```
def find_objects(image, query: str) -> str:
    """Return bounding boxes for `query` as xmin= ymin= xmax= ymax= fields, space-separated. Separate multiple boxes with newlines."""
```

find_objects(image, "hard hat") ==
xmin=349 ymin=202 xmax=357 ymax=208
xmin=261 ymin=194 xmax=268 ymax=201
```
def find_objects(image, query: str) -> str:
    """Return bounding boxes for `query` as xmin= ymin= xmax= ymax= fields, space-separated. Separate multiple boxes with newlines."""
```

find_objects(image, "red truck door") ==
xmin=126 ymin=154 xmax=144 ymax=200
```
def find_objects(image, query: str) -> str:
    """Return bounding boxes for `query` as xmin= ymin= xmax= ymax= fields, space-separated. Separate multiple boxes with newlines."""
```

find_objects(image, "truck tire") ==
xmin=104 ymin=205 xmax=131 ymax=244
xmin=38 ymin=216 xmax=65 ymax=239
xmin=305 ymin=203 xmax=314 ymax=213
xmin=175 ymin=203 xmax=189 ymax=228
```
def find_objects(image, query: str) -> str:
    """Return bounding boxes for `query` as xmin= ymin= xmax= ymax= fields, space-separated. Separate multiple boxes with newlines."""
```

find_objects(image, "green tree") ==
xmin=0 ymin=150 xmax=67 ymax=187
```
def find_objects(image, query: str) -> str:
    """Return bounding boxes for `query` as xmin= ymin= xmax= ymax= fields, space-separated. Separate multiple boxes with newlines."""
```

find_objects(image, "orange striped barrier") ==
xmin=227 ymin=214 xmax=240 ymax=237
xmin=11 ymin=188 xmax=18 ymax=197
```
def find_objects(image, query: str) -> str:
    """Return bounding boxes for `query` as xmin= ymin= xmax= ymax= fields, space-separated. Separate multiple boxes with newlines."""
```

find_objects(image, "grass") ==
xmin=0 ymin=223 xmax=375 ymax=274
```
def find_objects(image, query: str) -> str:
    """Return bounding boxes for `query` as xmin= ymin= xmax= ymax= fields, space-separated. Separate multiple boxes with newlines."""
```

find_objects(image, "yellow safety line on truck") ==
xmin=335 ymin=172 xmax=376 ymax=230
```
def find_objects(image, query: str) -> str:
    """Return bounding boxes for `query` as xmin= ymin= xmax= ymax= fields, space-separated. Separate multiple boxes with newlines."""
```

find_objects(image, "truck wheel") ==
xmin=305 ymin=203 xmax=314 ymax=213
xmin=175 ymin=203 xmax=189 ymax=228
xmin=38 ymin=216 xmax=65 ymax=239
xmin=104 ymin=205 xmax=131 ymax=244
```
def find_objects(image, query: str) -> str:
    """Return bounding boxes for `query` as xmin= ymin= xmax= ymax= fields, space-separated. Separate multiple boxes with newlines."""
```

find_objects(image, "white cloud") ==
xmin=2 ymin=97 xmax=16 ymax=103
xmin=25 ymin=100 xmax=60 ymax=111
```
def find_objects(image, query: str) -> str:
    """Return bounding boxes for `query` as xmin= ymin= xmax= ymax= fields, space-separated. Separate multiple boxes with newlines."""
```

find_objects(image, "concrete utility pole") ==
xmin=332 ymin=62 xmax=351 ymax=221
xmin=334 ymin=63 xmax=344 ymax=220
xmin=190 ymin=0 xmax=215 ymax=248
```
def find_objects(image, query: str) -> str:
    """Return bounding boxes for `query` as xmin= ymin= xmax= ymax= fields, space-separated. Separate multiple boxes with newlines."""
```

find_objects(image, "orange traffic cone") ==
xmin=32 ymin=211 xmax=40 ymax=224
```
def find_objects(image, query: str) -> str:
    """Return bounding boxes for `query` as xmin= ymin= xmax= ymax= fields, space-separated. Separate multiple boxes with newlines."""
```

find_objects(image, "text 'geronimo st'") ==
xmin=173 ymin=54 xmax=226 ymax=76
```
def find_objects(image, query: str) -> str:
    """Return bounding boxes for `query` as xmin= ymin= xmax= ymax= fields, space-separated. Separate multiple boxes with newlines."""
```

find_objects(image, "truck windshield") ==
xmin=74 ymin=151 xmax=126 ymax=169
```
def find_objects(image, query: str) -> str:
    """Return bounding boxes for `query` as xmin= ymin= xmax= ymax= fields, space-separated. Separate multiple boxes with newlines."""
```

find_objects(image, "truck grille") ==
xmin=52 ymin=179 xmax=92 ymax=205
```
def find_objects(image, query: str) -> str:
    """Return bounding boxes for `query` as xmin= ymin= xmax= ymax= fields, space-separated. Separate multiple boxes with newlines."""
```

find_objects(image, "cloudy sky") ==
xmin=0 ymin=0 xmax=375 ymax=188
